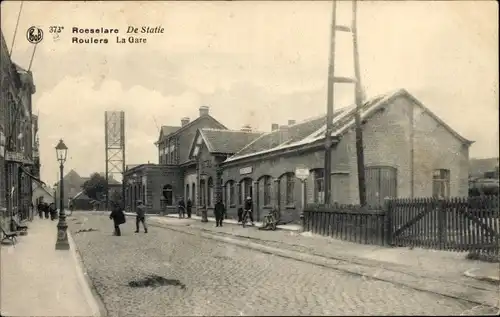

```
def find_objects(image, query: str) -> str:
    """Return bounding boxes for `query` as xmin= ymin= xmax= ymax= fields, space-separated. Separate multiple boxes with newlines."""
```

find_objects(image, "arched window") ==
xmin=207 ymin=177 xmax=214 ymax=207
xmin=162 ymin=185 xmax=173 ymax=205
xmin=199 ymin=179 xmax=206 ymax=206
xmin=240 ymin=178 xmax=253 ymax=204
xmin=185 ymin=184 xmax=190 ymax=201
xmin=262 ymin=176 xmax=272 ymax=206
xmin=312 ymin=169 xmax=325 ymax=203
xmin=285 ymin=172 xmax=295 ymax=205
xmin=191 ymin=182 xmax=195 ymax=203
xmin=226 ymin=180 xmax=235 ymax=206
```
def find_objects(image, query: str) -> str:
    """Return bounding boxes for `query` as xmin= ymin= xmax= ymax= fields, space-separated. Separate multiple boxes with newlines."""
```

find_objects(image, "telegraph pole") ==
xmin=352 ymin=0 xmax=367 ymax=206
xmin=323 ymin=0 xmax=338 ymax=206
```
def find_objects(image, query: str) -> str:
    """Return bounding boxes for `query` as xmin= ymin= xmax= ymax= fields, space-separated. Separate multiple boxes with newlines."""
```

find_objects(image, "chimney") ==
xmin=199 ymin=106 xmax=209 ymax=117
xmin=288 ymin=120 xmax=296 ymax=126
xmin=181 ymin=117 xmax=190 ymax=127
xmin=240 ymin=124 xmax=252 ymax=132
xmin=278 ymin=125 xmax=289 ymax=143
xmin=271 ymin=123 xmax=279 ymax=131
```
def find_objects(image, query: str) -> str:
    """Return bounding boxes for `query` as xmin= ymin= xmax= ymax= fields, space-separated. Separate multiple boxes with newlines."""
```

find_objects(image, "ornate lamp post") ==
xmin=55 ymin=139 xmax=69 ymax=250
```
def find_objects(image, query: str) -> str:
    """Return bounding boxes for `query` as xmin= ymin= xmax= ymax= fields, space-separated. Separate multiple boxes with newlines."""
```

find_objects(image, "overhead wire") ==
xmin=9 ymin=1 xmax=24 ymax=57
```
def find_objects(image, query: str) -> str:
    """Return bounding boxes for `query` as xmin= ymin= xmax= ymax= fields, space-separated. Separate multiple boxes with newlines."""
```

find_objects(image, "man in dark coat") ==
xmin=109 ymin=202 xmax=126 ymax=236
xmin=49 ymin=203 xmax=57 ymax=220
xmin=214 ymin=199 xmax=226 ymax=227
xmin=37 ymin=199 xmax=44 ymax=219
xmin=178 ymin=198 xmax=186 ymax=218
xmin=135 ymin=200 xmax=148 ymax=233
xmin=243 ymin=196 xmax=254 ymax=226
xmin=44 ymin=202 xmax=51 ymax=219
xmin=186 ymin=199 xmax=192 ymax=219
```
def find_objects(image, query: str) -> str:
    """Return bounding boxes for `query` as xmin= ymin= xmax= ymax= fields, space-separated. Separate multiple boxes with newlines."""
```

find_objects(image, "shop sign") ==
xmin=5 ymin=151 xmax=33 ymax=164
xmin=239 ymin=166 xmax=252 ymax=175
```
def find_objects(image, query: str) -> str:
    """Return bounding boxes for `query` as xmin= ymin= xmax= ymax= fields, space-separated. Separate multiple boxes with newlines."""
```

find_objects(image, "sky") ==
xmin=1 ymin=0 xmax=498 ymax=185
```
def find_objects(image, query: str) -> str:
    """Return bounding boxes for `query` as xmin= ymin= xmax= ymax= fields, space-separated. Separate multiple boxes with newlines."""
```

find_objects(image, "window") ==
xmin=162 ymin=185 xmax=173 ymax=205
xmin=227 ymin=181 xmax=235 ymax=206
xmin=207 ymin=177 xmax=214 ymax=207
xmin=285 ymin=173 xmax=295 ymax=205
xmin=191 ymin=183 xmax=195 ymax=202
xmin=263 ymin=176 xmax=272 ymax=206
xmin=313 ymin=169 xmax=325 ymax=204
xmin=240 ymin=178 xmax=253 ymax=203
xmin=433 ymin=169 xmax=450 ymax=199
xmin=199 ymin=179 xmax=206 ymax=206
xmin=185 ymin=184 xmax=190 ymax=201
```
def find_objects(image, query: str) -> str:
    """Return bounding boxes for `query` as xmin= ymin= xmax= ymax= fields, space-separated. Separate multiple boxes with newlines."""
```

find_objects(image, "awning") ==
xmin=19 ymin=165 xmax=46 ymax=186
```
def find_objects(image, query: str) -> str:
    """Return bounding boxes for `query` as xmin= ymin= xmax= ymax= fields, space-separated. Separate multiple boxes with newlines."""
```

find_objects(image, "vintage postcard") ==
xmin=0 ymin=0 xmax=498 ymax=316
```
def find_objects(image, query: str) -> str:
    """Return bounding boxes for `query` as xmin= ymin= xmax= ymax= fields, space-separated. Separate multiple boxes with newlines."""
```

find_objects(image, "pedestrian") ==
xmin=237 ymin=207 xmax=243 ymax=223
xmin=135 ymin=200 xmax=148 ymax=233
xmin=44 ymin=202 xmax=50 ymax=219
xmin=37 ymin=199 xmax=44 ymax=219
xmin=49 ymin=203 xmax=57 ymax=220
xmin=214 ymin=199 xmax=226 ymax=227
xmin=243 ymin=196 xmax=254 ymax=226
xmin=178 ymin=198 xmax=186 ymax=218
xmin=109 ymin=202 xmax=126 ymax=236
xmin=186 ymin=199 xmax=192 ymax=219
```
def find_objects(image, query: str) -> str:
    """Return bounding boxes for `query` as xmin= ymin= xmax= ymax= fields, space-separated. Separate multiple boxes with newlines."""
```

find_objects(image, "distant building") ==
xmin=469 ymin=157 xmax=499 ymax=179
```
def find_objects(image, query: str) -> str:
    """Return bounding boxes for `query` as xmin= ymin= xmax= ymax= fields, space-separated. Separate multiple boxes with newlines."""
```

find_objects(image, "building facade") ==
xmin=1 ymin=30 xmax=40 ymax=222
xmin=123 ymin=89 xmax=471 ymax=224
xmin=219 ymin=89 xmax=472 ymax=223
xmin=123 ymin=106 xmax=227 ymax=214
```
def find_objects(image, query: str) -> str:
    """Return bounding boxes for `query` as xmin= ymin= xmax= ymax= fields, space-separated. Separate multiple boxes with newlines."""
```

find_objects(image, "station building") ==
xmin=124 ymin=89 xmax=472 ymax=224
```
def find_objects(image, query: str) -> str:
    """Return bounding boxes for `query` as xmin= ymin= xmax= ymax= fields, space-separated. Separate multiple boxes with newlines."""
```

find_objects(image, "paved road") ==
xmin=68 ymin=214 xmax=483 ymax=316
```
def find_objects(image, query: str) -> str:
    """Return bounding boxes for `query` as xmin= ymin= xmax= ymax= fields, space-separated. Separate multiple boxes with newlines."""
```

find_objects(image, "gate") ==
xmin=388 ymin=196 xmax=500 ymax=256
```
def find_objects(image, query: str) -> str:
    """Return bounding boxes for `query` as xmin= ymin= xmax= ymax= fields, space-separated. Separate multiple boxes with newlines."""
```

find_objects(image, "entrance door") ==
xmin=365 ymin=166 xmax=397 ymax=206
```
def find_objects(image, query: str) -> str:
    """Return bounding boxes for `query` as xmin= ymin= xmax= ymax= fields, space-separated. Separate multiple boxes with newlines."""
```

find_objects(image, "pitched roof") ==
xmin=225 ymin=88 xmax=473 ymax=163
xmin=232 ymin=115 xmax=329 ymax=158
xmin=157 ymin=115 xmax=228 ymax=143
xmin=469 ymin=157 xmax=499 ymax=178
xmin=199 ymin=128 xmax=264 ymax=154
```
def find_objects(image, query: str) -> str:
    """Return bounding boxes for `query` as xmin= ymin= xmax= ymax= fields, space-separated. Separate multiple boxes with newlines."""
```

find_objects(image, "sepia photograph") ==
xmin=0 ymin=0 xmax=498 ymax=316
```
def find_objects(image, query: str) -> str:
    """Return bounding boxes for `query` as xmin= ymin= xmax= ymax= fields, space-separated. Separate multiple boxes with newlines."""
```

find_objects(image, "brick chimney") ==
xmin=241 ymin=124 xmax=252 ymax=132
xmin=181 ymin=117 xmax=190 ymax=127
xmin=271 ymin=123 xmax=279 ymax=131
xmin=288 ymin=120 xmax=296 ymax=126
xmin=199 ymin=106 xmax=209 ymax=117
xmin=278 ymin=125 xmax=289 ymax=143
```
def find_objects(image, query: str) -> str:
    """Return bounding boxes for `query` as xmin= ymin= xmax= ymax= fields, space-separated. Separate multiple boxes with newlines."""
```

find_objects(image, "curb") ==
xmin=68 ymin=230 xmax=108 ymax=316
xmin=148 ymin=219 xmax=500 ymax=310
xmin=464 ymin=268 xmax=500 ymax=285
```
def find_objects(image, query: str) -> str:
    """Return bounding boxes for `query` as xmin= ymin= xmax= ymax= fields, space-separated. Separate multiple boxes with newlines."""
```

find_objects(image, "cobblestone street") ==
xmin=67 ymin=213 xmax=487 ymax=316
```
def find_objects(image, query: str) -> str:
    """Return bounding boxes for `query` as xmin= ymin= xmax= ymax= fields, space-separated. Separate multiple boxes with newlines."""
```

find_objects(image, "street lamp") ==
xmin=55 ymin=139 xmax=69 ymax=250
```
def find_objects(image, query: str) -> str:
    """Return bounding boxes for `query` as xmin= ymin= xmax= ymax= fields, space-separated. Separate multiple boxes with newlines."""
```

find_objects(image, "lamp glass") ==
xmin=55 ymin=139 xmax=68 ymax=164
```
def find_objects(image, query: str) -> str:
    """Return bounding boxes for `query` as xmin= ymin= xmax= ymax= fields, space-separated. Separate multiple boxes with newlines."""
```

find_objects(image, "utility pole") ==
xmin=352 ymin=0 xmax=367 ymax=206
xmin=323 ymin=0 xmax=338 ymax=206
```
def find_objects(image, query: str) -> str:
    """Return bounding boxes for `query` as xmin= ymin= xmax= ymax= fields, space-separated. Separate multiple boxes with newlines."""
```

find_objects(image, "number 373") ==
xmin=49 ymin=26 xmax=64 ymax=33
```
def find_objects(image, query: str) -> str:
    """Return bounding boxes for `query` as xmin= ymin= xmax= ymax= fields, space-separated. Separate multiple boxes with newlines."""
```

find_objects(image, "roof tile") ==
xmin=201 ymin=129 xmax=263 ymax=154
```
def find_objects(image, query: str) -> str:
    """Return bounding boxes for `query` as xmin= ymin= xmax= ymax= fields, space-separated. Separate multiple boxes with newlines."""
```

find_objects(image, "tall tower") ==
xmin=104 ymin=111 xmax=125 ymax=210
xmin=323 ymin=0 xmax=367 ymax=206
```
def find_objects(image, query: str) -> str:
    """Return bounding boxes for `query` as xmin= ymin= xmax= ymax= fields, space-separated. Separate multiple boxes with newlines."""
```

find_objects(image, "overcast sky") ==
xmin=1 ymin=0 xmax=498 ymax=185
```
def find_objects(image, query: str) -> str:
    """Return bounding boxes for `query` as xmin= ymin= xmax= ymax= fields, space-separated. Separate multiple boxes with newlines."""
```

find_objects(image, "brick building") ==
xmin=218 ymin=89 xmax=472 ymax=223
xmin=123 ymin=106 xmax=228 ymax=214
xmin=1 ymin=30 xmax=40 ymax=222
xmin=123 ymin=89 xmax=471 ymax=224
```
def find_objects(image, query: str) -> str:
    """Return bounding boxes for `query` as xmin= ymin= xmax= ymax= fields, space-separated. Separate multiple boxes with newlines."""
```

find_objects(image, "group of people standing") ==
xmin=36 ymin=199 xmax=58 ymax=220
xmin=176 ymin=198 xmax=193 ymax=219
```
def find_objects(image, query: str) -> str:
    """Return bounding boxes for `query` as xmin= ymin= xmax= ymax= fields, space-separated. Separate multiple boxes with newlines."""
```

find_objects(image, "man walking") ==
xmin=109 ymin=201 xmax=126 ymax=236
xmin=135 ymin=200 xmax=148 ymax=233
xmin=178 ymin=197 xmax=186 ymax=218
xmin=243 ymin=196 xmax=254 ymax=226
xmin=214 ymin=199 xmax=226 ymax=227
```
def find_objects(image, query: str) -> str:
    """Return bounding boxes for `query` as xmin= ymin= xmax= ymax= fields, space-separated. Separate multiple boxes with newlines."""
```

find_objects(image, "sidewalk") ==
xmin=123 ymin=212 xmax=301 ymax=231
xmin=1 ymin=218 xmax=102 ymax=316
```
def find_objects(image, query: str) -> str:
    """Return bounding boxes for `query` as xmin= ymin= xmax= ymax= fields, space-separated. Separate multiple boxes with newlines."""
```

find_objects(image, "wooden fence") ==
xmin=302 ymin=195 xmax=500 ymax=256
xmin=302 ymin=203 xmax=388 ymax=245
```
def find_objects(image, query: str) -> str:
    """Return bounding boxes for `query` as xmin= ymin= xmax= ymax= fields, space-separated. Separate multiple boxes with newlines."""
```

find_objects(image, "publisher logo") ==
xmin=26 ymin=26 xmax=43 ymax=44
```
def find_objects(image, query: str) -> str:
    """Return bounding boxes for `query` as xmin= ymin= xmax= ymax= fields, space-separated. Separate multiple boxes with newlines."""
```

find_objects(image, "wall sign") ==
xmin=239 ymin=166 xmax=252 ymax=175
xmin=5 ymin=151 xmax=33 ymax=164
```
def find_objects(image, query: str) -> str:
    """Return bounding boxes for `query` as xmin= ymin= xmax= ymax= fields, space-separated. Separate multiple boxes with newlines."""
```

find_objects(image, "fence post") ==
xmin=437 ymin=198 xmax=446 ymax=249
xmin=383 ymin=197 xmax=393 ymax=246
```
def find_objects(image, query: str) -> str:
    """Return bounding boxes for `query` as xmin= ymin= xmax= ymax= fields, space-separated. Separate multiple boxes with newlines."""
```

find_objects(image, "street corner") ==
xmin=464 ymin=267 xmax=500 ymax=285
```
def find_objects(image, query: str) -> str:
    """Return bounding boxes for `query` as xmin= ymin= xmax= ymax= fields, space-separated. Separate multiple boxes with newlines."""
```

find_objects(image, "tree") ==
xmin=82 ymin=173 xmax=108 ymax=201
